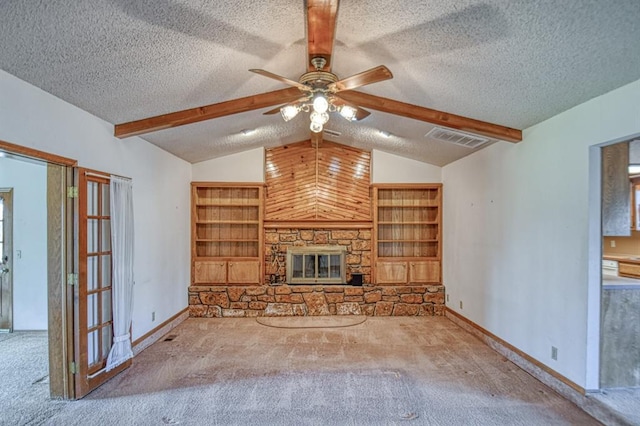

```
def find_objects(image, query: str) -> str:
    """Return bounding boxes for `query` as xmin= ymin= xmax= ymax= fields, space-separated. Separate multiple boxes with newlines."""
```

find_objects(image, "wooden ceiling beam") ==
xmin=306 ymin=0 xmax=339 ymax=71
xmin=338 ymin=90 xmax=523 ymax=142
xmin=114 ymin=87 xmax=302 ymax=138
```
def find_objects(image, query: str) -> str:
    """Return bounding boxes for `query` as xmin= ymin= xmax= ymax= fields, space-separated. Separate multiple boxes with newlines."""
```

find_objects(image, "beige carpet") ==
xmin=3 ymin=317 xmax=603 ymax=425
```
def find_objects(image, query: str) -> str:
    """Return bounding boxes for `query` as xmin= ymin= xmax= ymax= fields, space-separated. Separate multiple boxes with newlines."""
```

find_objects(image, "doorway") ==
xmin=0 ymin=188 xmax=13 ymax=331
xmin=600 ymin=139 xmax=640 ymax=389
xmin=0 ymin=140 xmax=76 ymax=399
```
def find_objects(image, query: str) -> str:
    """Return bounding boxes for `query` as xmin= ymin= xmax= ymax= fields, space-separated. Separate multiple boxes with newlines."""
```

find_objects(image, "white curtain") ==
xmin=106 ymin=176 xmax=134 ymax=371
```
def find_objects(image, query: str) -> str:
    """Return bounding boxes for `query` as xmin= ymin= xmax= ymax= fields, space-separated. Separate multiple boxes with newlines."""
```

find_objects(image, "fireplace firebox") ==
xmin=286 ymin=246 xmax=347 ymax=285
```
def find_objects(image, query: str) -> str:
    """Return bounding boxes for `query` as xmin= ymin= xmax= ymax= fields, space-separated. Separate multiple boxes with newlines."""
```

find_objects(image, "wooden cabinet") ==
xmin=409 ymin=260 xmax=440 ymax=283
xmin=191 ymin=183 xmax=264 ymax=285
xmin=618 ymin=261 xmax=640 ymax=278
xmin=375 ymin=261 xmax=408 ymax=284
xmin=373 ymin=184 xmax=441 ymax=284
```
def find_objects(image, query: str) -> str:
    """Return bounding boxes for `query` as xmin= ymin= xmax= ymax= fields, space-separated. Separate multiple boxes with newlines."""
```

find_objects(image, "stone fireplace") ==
xmin=188 ymin=226 xmax=446 ymax=318
xmin=265 ymin=228 xmax=371 ymax=285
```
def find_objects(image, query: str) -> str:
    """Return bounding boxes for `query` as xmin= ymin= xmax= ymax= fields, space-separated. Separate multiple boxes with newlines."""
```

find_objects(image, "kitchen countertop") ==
xmin=603 ymin=254 xmax=640 ymax=264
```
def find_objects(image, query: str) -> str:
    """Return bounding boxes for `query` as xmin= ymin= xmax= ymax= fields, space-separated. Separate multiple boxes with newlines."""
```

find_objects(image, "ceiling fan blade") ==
xmin=328 ymin=66 xmax=393 ymax=92
xmin=306 ymin=0 xmax=339 ymax=71
xmin=331 ymin=95 xmax=371 ymax=120
xmin=337 ymin=91 xmax=522 ymax=142
xmin=263 ymin=96 xmax=312 ymax=115
xmin=249 ymin=69 xmax=310 ymax=91
xmin=114 ymin=87 xmax=302 ymax=138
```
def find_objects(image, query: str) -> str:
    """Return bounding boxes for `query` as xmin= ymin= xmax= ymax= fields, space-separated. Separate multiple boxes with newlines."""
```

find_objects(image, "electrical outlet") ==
xmin=610 ymin=240 xmax=616 ymax=248
xmin=152 ymin=311 xmax=156 ymax=322
xmin=446 ymin=294 xmax=450 ymax=302
xmin=551 ymin=346 xmax=558 ymax=360
xmin=459 ymin=301 xmax=463 ymax=309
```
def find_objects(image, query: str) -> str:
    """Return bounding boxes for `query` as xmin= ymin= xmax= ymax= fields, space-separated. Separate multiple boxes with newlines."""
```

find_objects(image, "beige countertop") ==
xmin=603 ymin=254 xmax=640 ymax=264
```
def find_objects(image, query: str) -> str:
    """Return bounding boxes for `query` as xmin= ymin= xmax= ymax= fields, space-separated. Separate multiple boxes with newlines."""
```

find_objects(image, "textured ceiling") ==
xmin=1 ymin=0 xmax=639 ymax=166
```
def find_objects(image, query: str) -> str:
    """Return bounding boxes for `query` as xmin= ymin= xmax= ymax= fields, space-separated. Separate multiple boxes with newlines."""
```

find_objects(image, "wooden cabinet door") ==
xmin=618 ymin=262 xmax=640 ymax=278
xmin=409 ymin=260 xmax=440 ymax=283
xmin=228 ymin=260 xmax=260 ymax=284
xmin=376 ymin=261 xmax=408 ymax=284
xmin=194 ymin=261 xmax=226 ymax=284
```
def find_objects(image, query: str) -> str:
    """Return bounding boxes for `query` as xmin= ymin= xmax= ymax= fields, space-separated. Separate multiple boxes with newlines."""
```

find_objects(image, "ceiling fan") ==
xmin=114 ymin=0 xmax=521 ymax=144
xmin=250 ymin=56 xmax=392 ymax=134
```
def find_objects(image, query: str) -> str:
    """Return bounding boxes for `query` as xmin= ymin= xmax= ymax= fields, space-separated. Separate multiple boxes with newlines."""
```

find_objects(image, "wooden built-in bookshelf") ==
xmin=373 ymin=184 xmax=442 ymax=284
xmin=191 ymin=183 xmax=264 ymax=285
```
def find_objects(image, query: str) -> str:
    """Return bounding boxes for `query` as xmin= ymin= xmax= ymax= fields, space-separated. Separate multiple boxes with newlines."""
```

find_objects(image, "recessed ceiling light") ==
xmin=378 ymin=130 xmax=392 ymax=138
xmin=240 ymin=129 xmax=256 ymax=136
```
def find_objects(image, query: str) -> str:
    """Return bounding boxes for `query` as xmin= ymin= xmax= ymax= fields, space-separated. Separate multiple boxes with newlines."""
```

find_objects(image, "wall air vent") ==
xmin=323 ymin=129 xmax=342 ymax=138
xmin=425 ymin=127 xmax=489 ymax=149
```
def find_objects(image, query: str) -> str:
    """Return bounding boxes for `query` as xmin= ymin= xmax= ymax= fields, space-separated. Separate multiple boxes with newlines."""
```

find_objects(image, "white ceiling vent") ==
xmin=425 ymin=127 xmax=489 ymax=149
xmin=323 ymin=129 xmax=341 ymax=138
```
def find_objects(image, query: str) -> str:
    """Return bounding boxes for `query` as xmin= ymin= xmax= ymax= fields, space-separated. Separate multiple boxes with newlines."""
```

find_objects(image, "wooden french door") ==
xmin=0 ymin=189 xmax=13 ymax=331
xmin=74 ymin=168 xmax=130 ymax=398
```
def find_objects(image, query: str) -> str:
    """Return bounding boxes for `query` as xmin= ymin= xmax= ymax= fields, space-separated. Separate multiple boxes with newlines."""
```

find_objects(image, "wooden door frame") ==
xmin=0 ymin=139 xmax=77 ymax=399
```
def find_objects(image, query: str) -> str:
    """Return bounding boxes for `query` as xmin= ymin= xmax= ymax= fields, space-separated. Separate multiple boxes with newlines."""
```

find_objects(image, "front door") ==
xmin=0 ymin=189 xmax=13 ymax=331
xmin=73 ymin=168 xmax=130 ymax=398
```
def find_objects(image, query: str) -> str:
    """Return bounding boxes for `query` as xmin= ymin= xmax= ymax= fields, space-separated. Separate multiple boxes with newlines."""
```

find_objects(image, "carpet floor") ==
xmin=1 ymin=317 xmax=604 ymax=425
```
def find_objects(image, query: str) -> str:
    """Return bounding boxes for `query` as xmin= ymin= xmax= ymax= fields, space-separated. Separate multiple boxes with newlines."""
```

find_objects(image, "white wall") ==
xmin=0 ymin=157 xmax=47 ymax=330
xmin=0 ymin=70 xmax=192 ymax=340
xmin=442 ymin=78 xmax=640 ymax=389
xmin=192 ymin=148 xmax=265 ymax=182
xmin=372 ymin=150 xmax=442 ymax=183
xmin=192 ymin=147 xmax=443 ymax=184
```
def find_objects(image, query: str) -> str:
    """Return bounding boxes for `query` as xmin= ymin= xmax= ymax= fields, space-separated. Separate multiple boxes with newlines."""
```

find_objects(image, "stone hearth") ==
xmin=188 ymin=284 xmax=446 ymax=317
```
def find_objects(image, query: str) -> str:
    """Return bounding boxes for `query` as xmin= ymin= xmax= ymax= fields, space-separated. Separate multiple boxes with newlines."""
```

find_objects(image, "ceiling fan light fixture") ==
xmin=339 ymin=105 xmax=357 ymax=121
xmin=280 ymin=105 xmax=300 ymax=122
xmin=310 ymin=121 xmax=323 ymax=133
xmin=312 ymin=93 xmax=329 ymax=113
xmin=310 ymin=111 xmax=329 ymax=125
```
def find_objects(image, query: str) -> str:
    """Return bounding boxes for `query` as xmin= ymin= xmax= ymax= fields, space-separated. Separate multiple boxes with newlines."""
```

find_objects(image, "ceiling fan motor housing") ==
xmin=299 ymin=71 xmax=338 ymax=90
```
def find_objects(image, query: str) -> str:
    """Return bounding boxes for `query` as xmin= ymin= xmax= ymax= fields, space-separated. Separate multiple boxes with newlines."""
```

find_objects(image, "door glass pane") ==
xmin=87 ymin=256 xmax=98 ymax=290
xmin=88 ymin=330 xmax=99 ymax=366
xmin=102 ymin=324 xmax=112 ymax=358
xmin=101 ymin=255 xmax=111 ymax=288
xmin=87 ymin=181 xmax=98 ymax=216
xmin=318 ymin=254 xmax=328 ymax=278
xmin=101 ymin=219 xmax=111 ymax=252
xmin=102 ymin=289 xmax=112 ymax=323
xmin=101 ymin=183 xmax=110 ymax=216
xmin=87 ymin=294 xmax=98 ymax=328
xmin=88 ymin=219 xmax=98 ymax=253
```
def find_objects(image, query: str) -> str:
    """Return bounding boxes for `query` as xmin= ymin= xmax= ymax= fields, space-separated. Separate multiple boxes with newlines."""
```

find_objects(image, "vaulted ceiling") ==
xmin=1 ymin=1 xmax=639 ymax=166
